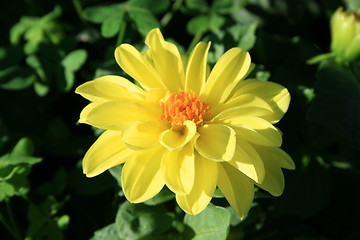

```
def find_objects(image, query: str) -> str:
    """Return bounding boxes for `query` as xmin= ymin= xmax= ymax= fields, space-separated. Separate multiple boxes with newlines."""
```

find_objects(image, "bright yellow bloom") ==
xmin=75 ymin=28 xmax=295 ymax=218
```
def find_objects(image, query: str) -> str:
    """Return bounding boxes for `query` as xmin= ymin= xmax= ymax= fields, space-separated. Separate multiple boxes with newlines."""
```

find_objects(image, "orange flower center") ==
xmin=160 ymin=91 xmax=209 ymax=129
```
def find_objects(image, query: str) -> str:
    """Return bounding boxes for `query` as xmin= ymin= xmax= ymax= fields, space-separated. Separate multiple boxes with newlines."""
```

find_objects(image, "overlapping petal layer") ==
xmin=176 ymin=155 xmax=218 ymax=215
xmin=83 ymin=130 xmax=134 ymax=177
xmin=122 ymin=147 xmax=165 ymax=203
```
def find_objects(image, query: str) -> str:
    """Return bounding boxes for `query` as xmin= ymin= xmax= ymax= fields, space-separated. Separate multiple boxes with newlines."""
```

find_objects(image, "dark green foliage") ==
xmin=1 ymin=0 xmax=360 ymax=239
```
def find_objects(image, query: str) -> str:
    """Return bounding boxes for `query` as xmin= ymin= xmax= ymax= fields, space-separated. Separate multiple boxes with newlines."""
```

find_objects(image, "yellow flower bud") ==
xmin=331 ymin=7 xmax=360 ymax=64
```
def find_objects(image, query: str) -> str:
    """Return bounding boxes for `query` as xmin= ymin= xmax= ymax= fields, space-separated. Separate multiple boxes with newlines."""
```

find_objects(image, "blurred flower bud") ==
xmin=331 ymin=7 xmax=360 ymax=64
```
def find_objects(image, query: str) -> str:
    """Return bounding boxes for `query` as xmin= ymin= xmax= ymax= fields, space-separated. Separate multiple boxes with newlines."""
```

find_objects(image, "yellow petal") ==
xmin=163 ymin=142 xmax=195 ymax=195
xmin=256 ymin=160 xmax=285 ymax=196
xmin=228 ymin=140 xmax=265 ymax=183
xmin=254 ymin=145 xmax=295 ymax=170
xmin=83 ymin=130 xmax=134 ymax=177
xmin=75 ymin=75 xmax=145 ymax=103
xmin=79 ymin=102 xmax=101 ymax=123
xmin=160 ymin=120 xmax=197 ymax=151
xmin=145 ymin=89 xmax=168 ymax=105
xmin=230 ymin=117 xmax=282 ymax=147
xmin=230 ymin=79 xmax=290 ymax=123
xmin=115 ymin=44 xmax=166 ymax=90
xmin=121 ymin=147 xmax=165 ymax=203
xmin=210 ymin=105 xmax=273 ymax=123
xmin=185 ymin=42 xmax=211 ymax=95
xmin=195 ymin=124 xmax=236 ymax=162
xmin=218 ymin=162 xmax=254 ymax=219
xmin=145 ymin=28 xmax=184 ymax=92
xmin=85 ymin=101 xmax=159 ymax=131
xmin=201 ymin=48 xmax=251 ymax=104
xmin=209 ymin=93 xmax=273 ymax=119
xmin=176 ymin=155 xmax=218 ymax=215
xmin=121 ymin=121 xmax=167 ymax=150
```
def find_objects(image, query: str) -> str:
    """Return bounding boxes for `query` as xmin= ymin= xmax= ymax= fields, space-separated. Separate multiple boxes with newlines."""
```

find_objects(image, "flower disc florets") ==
xmin=160 ymin=91 xmax=209 ymax=130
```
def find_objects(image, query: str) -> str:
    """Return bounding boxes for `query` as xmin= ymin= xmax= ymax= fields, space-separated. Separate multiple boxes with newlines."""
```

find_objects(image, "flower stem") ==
xmin=5 ymin=199 xmax=22 ymax=240
xmin=72 ymin=0 xmax=85 ymax=22
xmin=306 ymin=52 xmax=335 ymax=65
xmin=187 ymin=32 xmax=203 ymax=54
xmin=116 ymin=16 xmax=128 ymax=47
xmin=161 ymin=0 xmax=184 ymax=27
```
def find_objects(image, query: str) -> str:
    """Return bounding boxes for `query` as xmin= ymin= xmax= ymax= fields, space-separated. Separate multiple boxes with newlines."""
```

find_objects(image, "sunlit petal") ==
xmin=230 ymin=117 xmax=283 ymax=147
xmin=160 ymin=121 xmax=197 ymax=151
xmin=75 ymin=75 xmax=145 ymax=102
xmin=115 ymin=44 xmax=166 ymax=90
xmin=176 ymin=155 xmax=218 ymax=215
xmin=201 ymin=48 xmax=251 ymax=104
xmin=145 ymin=28 xmax=184 ymax=91
xmin=185 ymin=42 xmax=211 ymax=95
xmin=122 ymin=147 xmax=165 ymax=203
xmin=78 ymin=102 xmax=101 ymax=124
xmin=229 ymin=140 xmax=265 ymax=183
xmin=83 ymin=130 xmax=134 ymax=177
xmin=230 ymin=79 xmax=291 ymax=123
xmin=121 ymin=121 xmax=167 ymax=150
xmin=163 ymin=142 xmax=195 ymax=195
xmin=85 ymin=101 xmax=160 ymax=131
xmin=195 ymin=124 xmax=236 ymax=161
xmin=218 ymin=162 xmax=254 ymax=219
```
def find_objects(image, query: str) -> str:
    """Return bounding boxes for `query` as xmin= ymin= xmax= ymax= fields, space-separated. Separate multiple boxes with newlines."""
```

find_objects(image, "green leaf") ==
xmin=0 ymin=181 xmax=15 ymax=201
xmin=115 ymin=202 xmax=173 ymax=240
xmin=185 ymin=0 xmax=209 ymax=12
xmin=56 ymin=215 xmax=70 ymax=229
xmin=91 ymin=223 xmax=120 ymax=240
xmin=61 ymin=49 xmax=87 ymax=72
xmin=41 ymin=5 xmax=62 ymax=22
xmin=208 ymin=14 xmax=226 ymax=32
xmin=212 ymin=0 xmax=235 ymax=14
xmin=26 ymin=55 xmax=47 ymax=82
xmin=63 ymin=68 xmax=75 ymax=92
xmin=143 ymin=187 xmax=174 ymax=205
xmin=10 ymin=16 xmax=38 ymax=45
xmin=308 ymin=61 xmax=360 ymax=147
xmin=187 ymin=13 xmax=225 ymax=35
xmin=0 ymin=138 xmax=42 ymax=169
xmin=228 ymin=22 xmax=258 ymax=51
xmin=187 ymin=15 xmax=208 ymax=35
xmin=184 ymin=205 xmax=231 ymax=240
xmin=128 ymin=7 xmax=160 ymax=36
xmin=344 ymin=0 xmax=360 ymax=12
xmin=23 ymin=26 xmax=44 ymax=54
xmin=83 ymin=3 xmax=124 ymax=24
xmin=0 ymin=155 xmax=41 ymax=174
xmin=101 ymin=11 xmax=124 ymax=38
xmin=256 ymin=71 xmax=270 ymax=82
xmin=0 ymin=67 xmax=35 ymax=90
xmin=12 ymin=137 xmax=35 ymax=156
xmin=109 ymin=165 xmax=123 ymax=188
xmin=213 ymin=188 xmax=225 ymax=198
xmin=129 ymin=0 xmax=170 ymax=14
xmin=34 ymin=81 xmax=49 ymax=97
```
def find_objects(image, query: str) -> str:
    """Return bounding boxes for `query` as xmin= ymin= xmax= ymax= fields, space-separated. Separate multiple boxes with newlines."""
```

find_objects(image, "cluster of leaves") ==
xmin=1 ymin=0 xmax=360 ymax=239
xmin=1 ymin=5 xmax=87 ymax=96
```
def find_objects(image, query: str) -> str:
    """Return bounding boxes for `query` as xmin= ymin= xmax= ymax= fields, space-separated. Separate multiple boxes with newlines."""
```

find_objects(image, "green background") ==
xmin=1 ymin=0 xmax=360 ymax=239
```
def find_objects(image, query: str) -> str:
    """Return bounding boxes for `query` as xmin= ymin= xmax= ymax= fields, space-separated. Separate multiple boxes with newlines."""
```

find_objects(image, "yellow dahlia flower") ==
xmin=75 ymin=28 xmax=294 ymax=218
